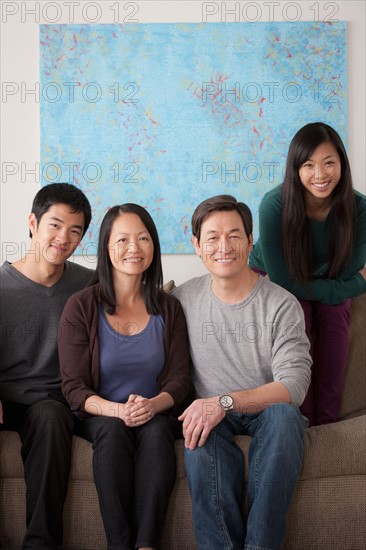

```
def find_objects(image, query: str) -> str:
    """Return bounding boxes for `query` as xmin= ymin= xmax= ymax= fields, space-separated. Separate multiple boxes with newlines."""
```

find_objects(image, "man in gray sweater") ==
xmin=0 ymin=183 xmax=93 ymax=549
xmin=174 ymin=195 xmax=311 ymax=550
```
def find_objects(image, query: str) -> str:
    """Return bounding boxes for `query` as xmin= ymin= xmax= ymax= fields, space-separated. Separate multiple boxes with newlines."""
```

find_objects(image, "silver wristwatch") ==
xmin=218 ymin=394 xmax=234 ymax=412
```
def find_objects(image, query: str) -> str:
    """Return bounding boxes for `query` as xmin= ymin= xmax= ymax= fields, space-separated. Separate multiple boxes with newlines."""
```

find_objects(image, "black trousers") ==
xmin=0 ymin=399 xmax=73 ymax=550
xmin=74 ymin=414 xmax=181 ymax=550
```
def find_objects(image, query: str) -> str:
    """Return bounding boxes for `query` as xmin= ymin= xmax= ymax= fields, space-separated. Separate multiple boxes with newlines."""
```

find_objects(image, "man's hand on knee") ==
xmin=178 ymin=398 xmax=225 ymax=450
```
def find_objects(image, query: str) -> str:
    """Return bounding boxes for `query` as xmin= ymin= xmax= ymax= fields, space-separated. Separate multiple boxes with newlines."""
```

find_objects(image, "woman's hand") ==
xmin=124 ymin=394 xmax=156 ymax=427
xmin=359 ymin=266 xmax=366 ymax=281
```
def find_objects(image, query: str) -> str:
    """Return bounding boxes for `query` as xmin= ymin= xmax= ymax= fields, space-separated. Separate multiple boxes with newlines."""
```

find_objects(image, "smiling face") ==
xmin=29 ymin=203 xmax=85 ymax=265
xmin=193 ymin=209 xmax=253 ymax=281
xmin=108 ymin=213 xmax=154 ymax=277
xmin=299 ymin=141 xmax=341 ymax=202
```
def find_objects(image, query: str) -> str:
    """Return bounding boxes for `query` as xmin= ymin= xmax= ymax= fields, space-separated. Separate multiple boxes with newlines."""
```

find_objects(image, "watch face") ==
xmin=219 ymin=395 xmax=234 ymax=410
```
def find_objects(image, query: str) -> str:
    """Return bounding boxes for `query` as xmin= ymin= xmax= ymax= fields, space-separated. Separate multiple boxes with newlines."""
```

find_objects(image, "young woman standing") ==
xmin=249 ymin=122 xmax=366 ymax=426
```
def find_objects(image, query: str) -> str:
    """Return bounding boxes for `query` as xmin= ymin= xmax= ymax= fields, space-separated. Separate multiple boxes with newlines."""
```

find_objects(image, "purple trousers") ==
xmin=298 ymin=298 xmax=351 ymax=426
xmin=250 ymin=268 xmax=351 ymax=426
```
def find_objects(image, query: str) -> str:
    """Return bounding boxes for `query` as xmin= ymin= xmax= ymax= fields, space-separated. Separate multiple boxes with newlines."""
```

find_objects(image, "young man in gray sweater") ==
xmin=174 ymin=195 xmax=311 ymax=550
xmin=0 ymin=183 xmax=93 ymax=549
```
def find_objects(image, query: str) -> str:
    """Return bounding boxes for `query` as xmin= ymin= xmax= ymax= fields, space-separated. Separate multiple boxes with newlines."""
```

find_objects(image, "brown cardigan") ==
xmin=58 ymin=284 xmax=193 ymax=416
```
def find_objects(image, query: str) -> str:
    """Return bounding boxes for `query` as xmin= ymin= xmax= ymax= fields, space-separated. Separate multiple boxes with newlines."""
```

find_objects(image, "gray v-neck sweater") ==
xmin=0 ymin=261 xmax=93 ymax=404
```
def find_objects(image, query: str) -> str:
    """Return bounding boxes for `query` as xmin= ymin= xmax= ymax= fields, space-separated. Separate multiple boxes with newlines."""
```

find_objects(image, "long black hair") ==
xmin=282 ymin=122 xmax=355 ymax=283
xmin=90 ymin=204 xmax=163 ymax=315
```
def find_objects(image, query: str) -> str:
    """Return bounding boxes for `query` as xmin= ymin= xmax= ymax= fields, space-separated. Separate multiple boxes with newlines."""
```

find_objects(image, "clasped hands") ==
xmin=121 ymin=394 xmax=226 ymax=447
xmin=123 ymin=394 xmax=155 ymax=427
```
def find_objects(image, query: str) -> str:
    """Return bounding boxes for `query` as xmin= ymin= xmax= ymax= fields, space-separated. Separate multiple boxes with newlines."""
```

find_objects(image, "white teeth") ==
xmin=124 ymin=258 xmax=142 ymax=262
xmin=216 ymin=258 xmax=234 ymax=263
xmin=313 ymin=182 xmax=330 ymax=189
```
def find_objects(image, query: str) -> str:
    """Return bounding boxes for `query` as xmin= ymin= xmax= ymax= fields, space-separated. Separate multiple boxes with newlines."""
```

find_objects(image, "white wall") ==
xmin=1 ymin=1 xmax=365 ymax=284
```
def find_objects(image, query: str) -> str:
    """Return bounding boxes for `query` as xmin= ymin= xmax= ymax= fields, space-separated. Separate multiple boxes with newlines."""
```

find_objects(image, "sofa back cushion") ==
xmin=339 ymin=292 xmax=366 ymax=420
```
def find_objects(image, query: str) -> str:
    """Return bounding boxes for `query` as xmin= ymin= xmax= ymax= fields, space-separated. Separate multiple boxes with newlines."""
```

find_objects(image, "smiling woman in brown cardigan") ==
xmin=58 ymin=203 xmax=192 ymax=550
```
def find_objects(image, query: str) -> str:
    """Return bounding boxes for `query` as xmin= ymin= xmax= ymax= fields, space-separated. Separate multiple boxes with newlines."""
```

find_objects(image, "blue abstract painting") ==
xmin=40 ymin=22 xmax=347 ymax=253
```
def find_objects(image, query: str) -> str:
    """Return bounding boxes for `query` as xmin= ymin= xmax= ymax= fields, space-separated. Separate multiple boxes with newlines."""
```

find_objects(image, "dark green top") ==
xmin=249 ymin=184 xmax=366 ymax=305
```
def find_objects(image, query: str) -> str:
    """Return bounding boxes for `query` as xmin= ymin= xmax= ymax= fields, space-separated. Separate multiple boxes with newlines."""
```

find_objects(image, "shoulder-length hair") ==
xmin=90 ymin=204 xmax=163 ymax=315
xmin=281 ymin=122 xmax=355 ymax=283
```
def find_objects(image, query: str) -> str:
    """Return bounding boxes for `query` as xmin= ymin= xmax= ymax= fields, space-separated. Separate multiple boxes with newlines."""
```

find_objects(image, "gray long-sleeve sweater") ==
xmin=173 ymin=275 xmax=311 ymax=407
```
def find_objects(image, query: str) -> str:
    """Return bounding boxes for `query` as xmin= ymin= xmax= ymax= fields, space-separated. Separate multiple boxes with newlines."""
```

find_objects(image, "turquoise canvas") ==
xmin=40 ymin=22 xmax=347 ymax=253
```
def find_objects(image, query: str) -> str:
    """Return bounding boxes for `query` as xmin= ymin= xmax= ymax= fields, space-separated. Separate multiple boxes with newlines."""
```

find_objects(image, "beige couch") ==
xmin=1 ymin=292 xmax=365 ymax=550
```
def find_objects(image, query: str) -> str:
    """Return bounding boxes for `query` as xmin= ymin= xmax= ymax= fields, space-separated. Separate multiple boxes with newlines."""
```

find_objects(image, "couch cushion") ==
xmin=0 ymin=431 xmax=23 ymax=477
xmin=296 ymin=416 xmax=366 ymax=479
xmin=69 ymin=435 xmax=94 ymax=481
xmin=1 ymin=416 xmax=365 ymax=482
xmin=339 ymin=293 xmax=366 ymax=419
xmin=175 ymin=416 xmax=366 ymax=482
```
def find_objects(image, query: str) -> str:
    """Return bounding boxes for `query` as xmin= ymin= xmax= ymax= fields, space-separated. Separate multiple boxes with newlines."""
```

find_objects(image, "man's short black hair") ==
xmin=191 ymin=195 xmax=253 ymax=243
xmin=29 ymin=183 xmax=92 ymax=238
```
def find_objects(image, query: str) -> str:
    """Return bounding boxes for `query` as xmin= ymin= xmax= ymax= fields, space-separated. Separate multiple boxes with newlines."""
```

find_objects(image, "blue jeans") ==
xmin=184 ymin=403 xmax=307 ymax=550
